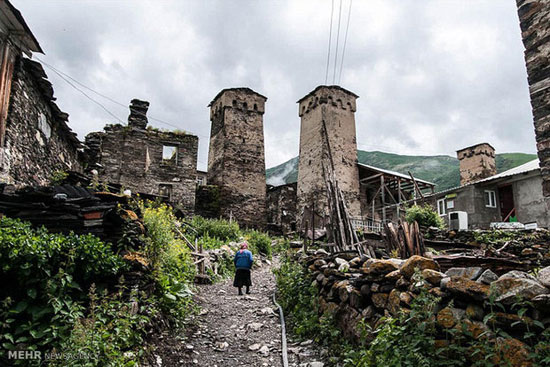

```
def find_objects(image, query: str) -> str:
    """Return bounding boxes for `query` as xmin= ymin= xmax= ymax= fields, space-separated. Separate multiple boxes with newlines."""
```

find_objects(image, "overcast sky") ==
xmin=16 ymin=0 xmax=535 ymax=171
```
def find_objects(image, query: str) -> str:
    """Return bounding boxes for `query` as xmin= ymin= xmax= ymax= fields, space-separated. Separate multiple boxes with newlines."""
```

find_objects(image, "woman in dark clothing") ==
xmin=233 ymin=242 xmax=253 ymax=295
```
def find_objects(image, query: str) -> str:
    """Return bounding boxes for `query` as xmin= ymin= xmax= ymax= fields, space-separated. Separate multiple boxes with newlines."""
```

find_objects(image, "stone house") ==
xmin=0 ymin=1 xmax=81 ymax=187
xmin=427 ymin=143 xmax=549 ymax=229
xmin=84 ymin=100 xmax=198 ymax=215
xmin=266 ymin=182 xmax=297 ymax=234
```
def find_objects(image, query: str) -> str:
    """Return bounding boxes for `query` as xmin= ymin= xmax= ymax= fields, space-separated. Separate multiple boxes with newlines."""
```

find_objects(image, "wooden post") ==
xmin=397 ymin=178 xmax=401 ymax=219
xmin=198 ymin=239 xmax=205 ymax=275
xmin=311 ymin=200 xmax=315 ymax=249
xmin=304 ymin=219 xmax=309 ymax=253
xmin=381 ymin=175 xmax=386 ymax=223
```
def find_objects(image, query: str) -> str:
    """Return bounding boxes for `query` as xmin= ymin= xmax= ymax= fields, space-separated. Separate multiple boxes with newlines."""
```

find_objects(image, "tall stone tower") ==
xmin=516 ymin=0 xmax=550 ymax=197
xmin=207 ymin=88 xmax=267 ymax=229
xmin=456 ymin=143 xmax=496 ymax=186
xmin=296 ymin=85 xmax=362 ymax=228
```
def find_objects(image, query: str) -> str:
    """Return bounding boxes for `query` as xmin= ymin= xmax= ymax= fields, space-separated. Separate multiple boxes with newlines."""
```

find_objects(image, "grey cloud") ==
xmin=15 ymin=0 xmax=536 ymax=172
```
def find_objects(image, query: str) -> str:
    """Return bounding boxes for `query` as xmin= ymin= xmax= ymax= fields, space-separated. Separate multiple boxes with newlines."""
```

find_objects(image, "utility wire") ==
xmin=324 ymin=0 xmax=334 ymax=85
xmin=332 ymin=0 xmax=343 ymax=84
xmin=36 ymin=58 xmax=125 ymax=124
xmin=338 ymin=0 xmax=353 ymax=84
xmin=34 ymin=56 xmax=210 ymax=138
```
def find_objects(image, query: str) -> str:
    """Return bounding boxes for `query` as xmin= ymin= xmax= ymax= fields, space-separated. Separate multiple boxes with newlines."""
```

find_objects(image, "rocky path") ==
xmin=175 ymin=259 xmax=323 ymax=367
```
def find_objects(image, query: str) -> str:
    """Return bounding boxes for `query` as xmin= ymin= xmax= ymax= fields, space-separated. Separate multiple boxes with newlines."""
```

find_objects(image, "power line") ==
xmin=324 ymin=0 xmax=334 ymax=85
xmin=332 ymin=0 xmax=343 ymax=84
xmin=36 ymin=58 xmax=125 ymax=124
xmin=338 ymin=0 xmax=353 ymax=84
xmin=34 ymin=56 xmax=210 ymax=139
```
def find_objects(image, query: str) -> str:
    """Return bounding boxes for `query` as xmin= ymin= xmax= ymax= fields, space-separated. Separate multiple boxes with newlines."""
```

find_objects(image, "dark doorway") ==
xmin=498 ymin=185 xmax=515 ymax=221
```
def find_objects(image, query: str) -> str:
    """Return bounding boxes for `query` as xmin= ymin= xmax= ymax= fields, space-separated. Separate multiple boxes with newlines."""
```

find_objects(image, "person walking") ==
xmin=233 ymin=242 xmax=253 ymax=295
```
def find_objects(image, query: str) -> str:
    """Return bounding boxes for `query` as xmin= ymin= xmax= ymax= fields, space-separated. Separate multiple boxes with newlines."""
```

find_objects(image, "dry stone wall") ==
xmin=300 ymin=251 xmax=550 ymax=366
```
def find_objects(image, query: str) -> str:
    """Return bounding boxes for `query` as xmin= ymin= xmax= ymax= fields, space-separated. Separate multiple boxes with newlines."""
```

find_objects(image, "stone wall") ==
xmin=296 ymin=86 xmax=362 ymax=229
xmin=266 ymin=182 xmax=297 ymax=234
xmin=517 ymin=0 xmax=550 ymax=197
xmin=207 ymin=88 xmax=267 ymax=229
xmin=0 ymin=57 xmax=81 ymax=186
xmin=301 ymin=251 xmax=550 ymax=365
xmin=456 ymin=143 xmax=496 ymax=186
xmin=85 ymin=100 xmax=198 ymax=215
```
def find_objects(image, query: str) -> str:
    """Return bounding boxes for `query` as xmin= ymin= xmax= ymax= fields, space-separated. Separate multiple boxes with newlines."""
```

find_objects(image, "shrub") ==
xmin=187 ymin=216 xmax=240 ymax=242
xmin=141 ymin=203 xmax=196 ymax=324
xmin=246 ymin=230 xmax=272 ymax=259
xmin=0 ymin=217 xmax=125 ymax=354
xmin=52 ymin=284 xmax=150 ymax=367
xmin=405 ymin=204 xmax=444 ymax=228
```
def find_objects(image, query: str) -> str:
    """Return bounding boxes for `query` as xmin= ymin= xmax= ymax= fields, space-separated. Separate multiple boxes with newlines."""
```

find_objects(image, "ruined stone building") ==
xmin=296 ymin=86 xmax=363 ymax=228
xmin=84 ymin=99 xmax=198 ymax=215
xmin=266 ymin=182 xmax=297 ymax=234
xmin=207 ymin=88 xmax=267 ymax=229
xmin=0 ymin=1 xmax=81 ymax=187
xmin=517 ymin=0 xmax=550 ymax=199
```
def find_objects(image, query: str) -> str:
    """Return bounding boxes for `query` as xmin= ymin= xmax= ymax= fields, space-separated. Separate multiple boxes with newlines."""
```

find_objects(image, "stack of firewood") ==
xmin=384 ymin=220 xmax=425 ymax=259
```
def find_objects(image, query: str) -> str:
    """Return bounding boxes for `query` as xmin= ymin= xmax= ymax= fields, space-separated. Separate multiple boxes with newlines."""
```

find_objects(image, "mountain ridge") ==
xmin=265 ymin=151 xmax=538 ymax=191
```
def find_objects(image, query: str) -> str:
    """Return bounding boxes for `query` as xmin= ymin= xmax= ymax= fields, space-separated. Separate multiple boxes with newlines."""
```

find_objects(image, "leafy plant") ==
xmin=246 ymin=230 xmax=272 ymax=259
xmin=0 ymin=217 xmax=125 ymax=355
xmin=405 ymin=204 xmax=444 ymax=228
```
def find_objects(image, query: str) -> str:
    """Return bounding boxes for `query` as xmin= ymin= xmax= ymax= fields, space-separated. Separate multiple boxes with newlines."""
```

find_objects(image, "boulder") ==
xmin=537 ymin=266 xmax=550 ymax=288
xmin=371 ymin=293 xmax=388 ymax=309
xmin=499 ymin=271 xmax=537 ymax=281
xmin=400 ymin=255 xmax=440 ymax=278
xmin=437 ymin=307 xmax=465 ymax=328
xmin=335 ymin=257 xmax=348 ymax=266
xmin=399 ymin=291 xmax=413 ymax=306
xmin=362 ymin=259 xmax=399 ymax=276
xmin=396 ymin=277 xmax=411 ymax=290
xmin=338 ymin=261 xmax=350 ymax=273
xmin=422 ymin=269 xmax=446 ymax=285
xmin=445 ymin=267 xmax=483 ymax=280
xmin=445 ymin=276 xmax=490 ymax=301
xmin=491 ymin=276 xmax=549 ymax=304
xmin=387 ymin=289 xmax=401 ymax=315
xmin=476 ymin=269 xmax=498 ymax=285
xmin=362 ymin=305 xmax=374 ymax=319
xmin=532 ymin=294 xmax=550 ymax=311
xmin=465 ymin=304 xmax=484 ymax=321
xmin=493 ymin=338 xmax=532 ymax=367
xmin=385 ymin=270 xmax=401 ymax=282
xmin=360 ymin=284 xmax=371 ymax=296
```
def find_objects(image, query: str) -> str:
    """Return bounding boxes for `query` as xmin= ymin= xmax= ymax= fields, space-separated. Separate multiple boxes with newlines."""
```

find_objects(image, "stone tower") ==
xmin=516 ymin=0 xmax=550 ymax=197
xmin=456 ymin=143 xmax=497 ymax=186
xmin=207 ymin=88 xmax=267 ymax=229
xmin=296 ymin=85 xmax=362 ymax=228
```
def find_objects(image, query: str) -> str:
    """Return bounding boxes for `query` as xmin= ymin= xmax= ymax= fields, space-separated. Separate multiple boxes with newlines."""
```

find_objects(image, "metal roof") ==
xmin=429 ymin=158 xmax=540 ymax=197
xmin=357 ymin=162 xmax=435 ymax=186
xmin=477 ymin=158 xmax=540 ymax=183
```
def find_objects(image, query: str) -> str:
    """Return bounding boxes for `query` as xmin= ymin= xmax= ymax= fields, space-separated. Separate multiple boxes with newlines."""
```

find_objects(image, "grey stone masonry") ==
xmin=84 ymin=100 xmax=198 ymax=215
xmin=0 ymin=57 xmax=81 ymax=186
xmin=296 ymin=85 xmax=362 ymax=229
xmin=517 ymin=0 xmax=550 ymax=196
xmin=207 ymin=88 xmax=267 ymax=229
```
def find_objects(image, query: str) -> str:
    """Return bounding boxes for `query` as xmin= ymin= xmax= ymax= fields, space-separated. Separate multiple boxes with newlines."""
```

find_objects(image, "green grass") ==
xmin=266 ymin=151 xmax=537 ymax=191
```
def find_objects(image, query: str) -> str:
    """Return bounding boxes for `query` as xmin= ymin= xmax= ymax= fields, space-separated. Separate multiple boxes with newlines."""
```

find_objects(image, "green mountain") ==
xmin=266 ymin=151 xmax=537 ymax=191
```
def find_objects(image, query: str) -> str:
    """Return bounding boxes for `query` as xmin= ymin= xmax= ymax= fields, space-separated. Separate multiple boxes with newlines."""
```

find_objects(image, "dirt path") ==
xmin=171 ymin=259 xmax=323 ymax=367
